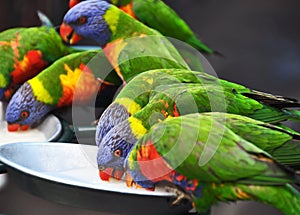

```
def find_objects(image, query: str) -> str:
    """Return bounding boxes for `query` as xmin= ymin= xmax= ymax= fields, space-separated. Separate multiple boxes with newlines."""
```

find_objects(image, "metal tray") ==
xmin=0 ymin=142 xmax=192 ymax=214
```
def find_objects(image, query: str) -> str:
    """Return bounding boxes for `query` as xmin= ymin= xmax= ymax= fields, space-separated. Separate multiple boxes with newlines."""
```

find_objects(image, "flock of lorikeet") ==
xmin=1 ymin=0 xmax=300 ymax=214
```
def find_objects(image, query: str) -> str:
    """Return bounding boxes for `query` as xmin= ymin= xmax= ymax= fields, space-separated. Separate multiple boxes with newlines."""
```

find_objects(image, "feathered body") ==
xmin=5 ymin=50 xmax=119 ymax=131
xmin=68 ymin=0 xmax=215 ymax=54
xmin=126 ymin=113 xmax=300 ymax=214
xmin=99 ymin=68 xmax=300 ymax=126
xmin=96 ymin=68 xmax=300 ymax=181
xmin=0 ymin=26 xmax=75 ymax=101
xmin=61 ymin=0 xmax=189 ymax=83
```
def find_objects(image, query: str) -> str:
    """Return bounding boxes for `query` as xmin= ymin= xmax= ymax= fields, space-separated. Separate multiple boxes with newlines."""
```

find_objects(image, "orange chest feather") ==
xmin=57 ymin=63 xmax=100 ymax=107
xmin=136 ymin=141 xmax=173 ymax=183
xmin=103 ymin=39 xmax=127 ymax=82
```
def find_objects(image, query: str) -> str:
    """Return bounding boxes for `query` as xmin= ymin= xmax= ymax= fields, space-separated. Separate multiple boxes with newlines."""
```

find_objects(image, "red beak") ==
xmin=60 ymin=23 xmax=83 ymax=44
xmin=99 ymin=168 xmax=124 ymax=181
xmin=69 ymin=0 xmax=82 ymax=8
xmin=99 ymin=168 xmax=113 ymax=181
xmin=7 ymin=123 xmax=30 ymax=132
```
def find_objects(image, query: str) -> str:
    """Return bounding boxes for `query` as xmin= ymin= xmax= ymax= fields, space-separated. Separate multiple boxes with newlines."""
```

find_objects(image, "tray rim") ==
xmin=0 ymin=142 xmax=175 ymax=197
xmin=42 ymin=114 xmax=62 ymax=142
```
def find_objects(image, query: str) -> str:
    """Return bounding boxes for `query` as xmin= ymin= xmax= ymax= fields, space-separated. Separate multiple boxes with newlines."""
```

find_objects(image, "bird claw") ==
xmin=165 ymin=186 xmax=193 ymax=206
xmin=125 ymin=173 xmax=155 ymax=191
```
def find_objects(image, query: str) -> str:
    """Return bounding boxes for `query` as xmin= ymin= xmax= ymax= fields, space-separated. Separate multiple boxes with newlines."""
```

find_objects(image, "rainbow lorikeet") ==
xmin=95 ymin=68 xmax=300 ymax=180
xmin=5 ymin=50 xmax=120 ymax=131
xmin=67 ymin=0 xmax=215 ymax=54
xmin=60 ymin=0 xmax=190 ymax=84
xmin=0 ymin=25 xmax=77 ymax=101
xmin=124 ymin=113 xmax=300 ymax=215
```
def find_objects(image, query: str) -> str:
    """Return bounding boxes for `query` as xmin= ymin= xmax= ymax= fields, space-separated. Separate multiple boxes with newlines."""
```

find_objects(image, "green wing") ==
xmin=195 ymin=183 xmax=300 ymax=215
xmin=0 ymin=26 xmax=77 ymax=98
xmin=118 ymin=38 xmax=189 ymax=81
xmin=114 ymin=68 xmax=300 ymax=123
xmin=135 ymin=113 xmax=299 ymax=185
xmin=132 ymin=0 xmax=214 ymax=54
xmin=16 ymin=26 xmax=75 ymax=63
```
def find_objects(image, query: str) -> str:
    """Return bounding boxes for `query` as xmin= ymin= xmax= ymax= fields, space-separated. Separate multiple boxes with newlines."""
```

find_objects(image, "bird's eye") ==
xmin=77 ymin=16 xmax=87 ymax=25
xmin=114 ymin=149 xmax=122 ymax=157
xmin=20 ymin=111 xmax=29 ymax=119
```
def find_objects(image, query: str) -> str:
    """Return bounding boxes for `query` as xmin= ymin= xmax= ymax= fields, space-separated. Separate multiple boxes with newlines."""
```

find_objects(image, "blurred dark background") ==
xmin=0 ymin=0 xmax=300 ymax=214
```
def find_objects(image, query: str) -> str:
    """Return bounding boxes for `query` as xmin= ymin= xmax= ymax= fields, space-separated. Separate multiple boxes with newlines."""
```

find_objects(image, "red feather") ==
xmin=173 ymin=104 xmax=180 ymax=117
xmin=120 ymin=2 xmax=137 ymax=20
xmin=11 ymin=50 xmax=48 ymax=84
xmin=137 ymin=140 xmax=174 ymax=182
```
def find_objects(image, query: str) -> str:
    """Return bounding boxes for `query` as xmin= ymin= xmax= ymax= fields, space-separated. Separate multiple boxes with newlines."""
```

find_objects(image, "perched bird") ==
xmin=5 ymin=50 xmax=120 ymax=131
xmin=124 ymin=113 xmax=300 ymax=215
xmin=0 ymin=25 xmax=77 ymax=101
xmin=96 ymin=68 xmax=300 ymax=179
xmin=67 ymin=0 xmax=215 ymax=54
xmin=60 ymin=0 xmax=189 ymax=83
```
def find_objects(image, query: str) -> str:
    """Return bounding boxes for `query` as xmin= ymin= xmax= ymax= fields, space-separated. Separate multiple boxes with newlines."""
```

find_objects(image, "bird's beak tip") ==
xmin=60 ymin=23 xmax=82 ymax=44
xmin=7 ymin=123 xmax=30 ymax=132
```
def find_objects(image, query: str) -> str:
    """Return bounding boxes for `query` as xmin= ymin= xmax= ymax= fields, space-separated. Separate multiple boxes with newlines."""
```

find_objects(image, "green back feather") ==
xmin=104 ymin=6 xmax=190 ymax=81
xmin=132 ymin=113 xmax=298 ymax=184
xmin=115 ymin=68 xmax=300 ymax=123
xmin=0 ymin=26 xmax=76 ymax=89
xmin=132 ymin=0 xmax=214 ymax=54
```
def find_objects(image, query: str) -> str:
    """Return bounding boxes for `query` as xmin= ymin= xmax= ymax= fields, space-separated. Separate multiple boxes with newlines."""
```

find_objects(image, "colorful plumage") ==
xmin=5 ymin=50 xmax=120 ymax=131
xmin=125 ymin=113 xmax=300 ymax=214
xmin=60 ymin=0 xmax=189 ymax=83
xmin=67 ymin=0 xmax=215 ymax=54
xmin=98 ymin=68 xmax=300 ymax=126
xmin=95 ymin=68 xmax=300 ymax=180
xmin=0 ymin=25 xmax=76 ymax=101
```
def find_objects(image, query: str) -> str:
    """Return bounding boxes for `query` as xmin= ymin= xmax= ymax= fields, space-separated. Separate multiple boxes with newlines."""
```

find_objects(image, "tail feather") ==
xmin=186 ymin=36 xmax=221 ymax=56
xmin=271 ymin=140 xmax=300 ymax=170
xmin=194 ymin=183 xmax=300 ymax=215
xmin=36 ymin=10 xmax=53 ymax=27
xmin=285 ymin=109 xmax=300 ymax=122
xmin=243 ymin=90 xmax=300 ymax=109
xmin=238 ymin=184 xmax=300 ymax=215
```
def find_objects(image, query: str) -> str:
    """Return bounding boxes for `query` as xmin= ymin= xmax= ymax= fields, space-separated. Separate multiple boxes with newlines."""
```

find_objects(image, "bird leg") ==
xmin=164 ymin=184 xmax=193 ymax=206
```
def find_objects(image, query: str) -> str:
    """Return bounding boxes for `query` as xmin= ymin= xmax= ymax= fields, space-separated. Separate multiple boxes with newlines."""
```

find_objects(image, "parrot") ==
xmin=67 ymin=0 xmax=216 ymax=55
xmin=124 ymin=113 xmax=300 ymax=215
xmin=5 ymin=50 xmax=120 ymax=131
xmin=60 ymin=0 xmax=190 ymax=84
xmin=95 ymin=68 xmax=300 ymax=180
xmin=7 ymin=3 xmax=196 ymax=133
xmin=0 ymin=23 xmax=78 ymax=101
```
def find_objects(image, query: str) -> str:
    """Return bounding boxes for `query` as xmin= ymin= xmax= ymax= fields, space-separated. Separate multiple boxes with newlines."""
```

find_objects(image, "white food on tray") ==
xmin=0 ymin=142 xmax=173 ymax=196
xmin=0 ymin=121 xmax=47 ymax=144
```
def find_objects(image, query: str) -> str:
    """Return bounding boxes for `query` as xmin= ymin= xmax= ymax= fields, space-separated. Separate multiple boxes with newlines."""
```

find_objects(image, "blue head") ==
xmin=95 ymin=102 xmax=130 ymax=146
xmin=96 ymin=119 xmax=136 ymax=180
xmin=69 ymin=0 xmax=132 ymax=8
xmin=61 ymin=0 xmax=112 ymax=47
xmin=6 ymin=82 xmax=54 ymax=131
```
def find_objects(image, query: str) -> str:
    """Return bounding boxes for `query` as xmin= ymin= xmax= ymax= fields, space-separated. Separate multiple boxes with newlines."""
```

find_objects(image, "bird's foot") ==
xmin=165 ymin=185 xmax=193 ymax=206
